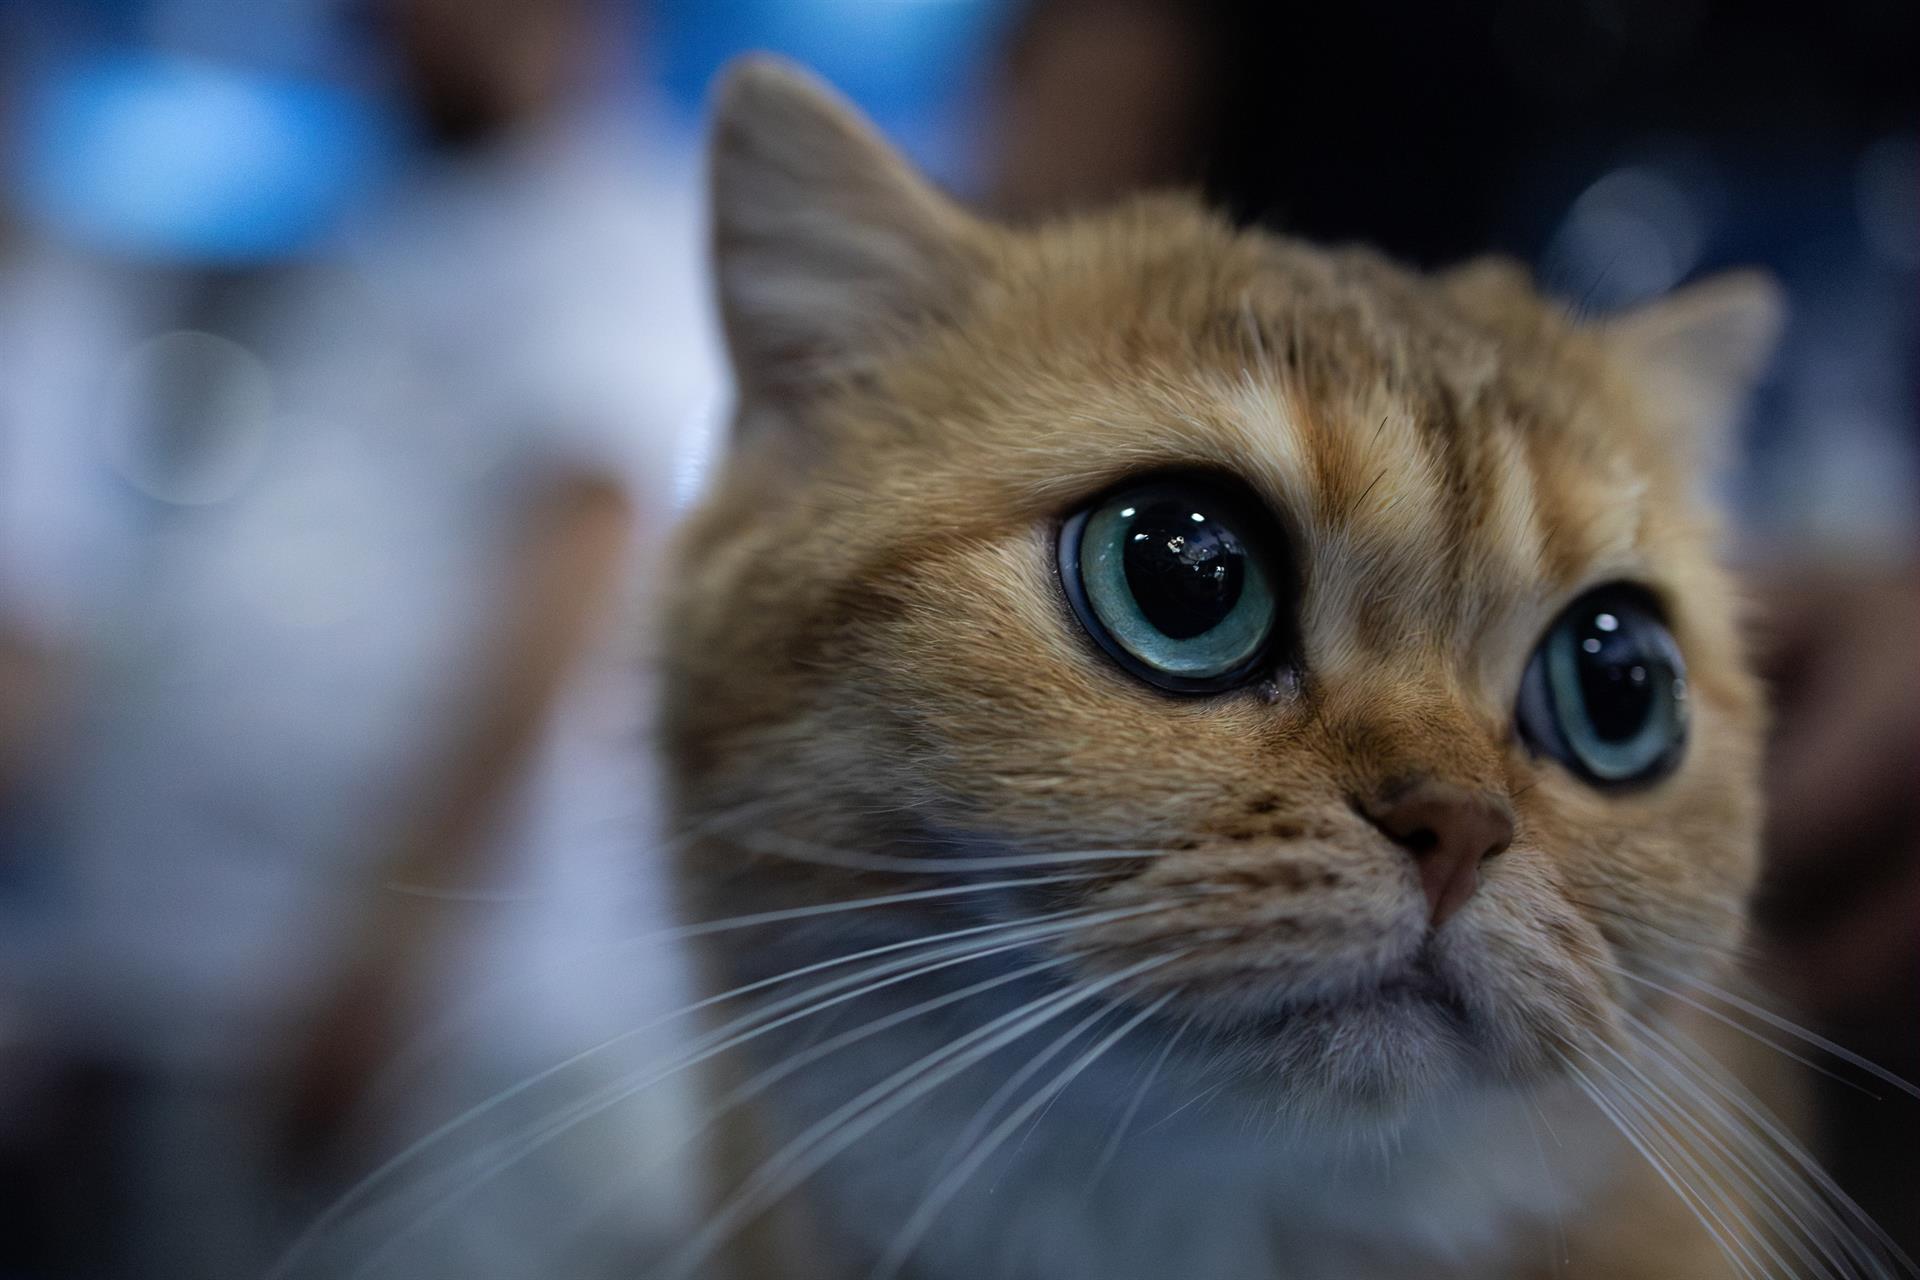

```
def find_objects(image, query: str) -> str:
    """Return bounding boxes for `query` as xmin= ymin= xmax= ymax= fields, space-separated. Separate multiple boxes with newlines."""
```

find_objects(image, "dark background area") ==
xmin=1 ymin=0 xmax=1913 ymax=1274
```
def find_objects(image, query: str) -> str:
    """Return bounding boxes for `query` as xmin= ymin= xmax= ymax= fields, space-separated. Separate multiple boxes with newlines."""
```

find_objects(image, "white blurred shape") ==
xmin=97 ymin=328 xmax=275 ymax=505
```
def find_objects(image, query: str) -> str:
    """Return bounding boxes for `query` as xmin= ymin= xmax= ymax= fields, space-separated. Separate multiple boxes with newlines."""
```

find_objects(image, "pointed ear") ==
xmin=1437 ymin=256 xmax=1548 ymax=344
xmin=1606 ymin=271 xmax=1786 ymax=447
xmin=1439 ymin=256 xmax=1536 ymax=314
xmin=708 ymin=56 xmax=982 ymax=408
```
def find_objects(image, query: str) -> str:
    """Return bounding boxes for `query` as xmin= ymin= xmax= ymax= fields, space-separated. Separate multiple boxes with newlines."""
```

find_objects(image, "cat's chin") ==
xmin=1167 ymin=964 xmax=1507 ymax=1129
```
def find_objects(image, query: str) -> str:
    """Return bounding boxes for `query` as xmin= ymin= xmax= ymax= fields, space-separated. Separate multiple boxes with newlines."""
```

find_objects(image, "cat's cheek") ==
xmin=1432 ymin=863 xmax=1627 ymax=1079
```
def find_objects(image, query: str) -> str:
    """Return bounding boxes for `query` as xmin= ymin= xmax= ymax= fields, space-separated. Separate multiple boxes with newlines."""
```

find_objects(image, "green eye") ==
xmin=1059 ymin=476 xmax=1287 ymax=693
xmin=1516 ymin=586 xmax=1688 ymax=786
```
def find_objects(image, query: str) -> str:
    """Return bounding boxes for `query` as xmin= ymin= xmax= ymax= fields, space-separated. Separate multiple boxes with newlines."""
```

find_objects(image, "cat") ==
xmin=656 ymin=55 xmax=1890 ymax=1280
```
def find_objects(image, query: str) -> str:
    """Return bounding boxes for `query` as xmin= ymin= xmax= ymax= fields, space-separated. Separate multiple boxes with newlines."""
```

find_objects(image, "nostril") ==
xmin=1359 ymin=780 xmax=1516 ymax=928
xmin=1397 ymin=826 xmax=1440 ymax=856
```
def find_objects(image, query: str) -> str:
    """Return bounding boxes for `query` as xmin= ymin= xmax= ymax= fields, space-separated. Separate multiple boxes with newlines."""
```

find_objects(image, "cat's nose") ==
xmin=1362 ymin=781 xmax=1514 ymax=928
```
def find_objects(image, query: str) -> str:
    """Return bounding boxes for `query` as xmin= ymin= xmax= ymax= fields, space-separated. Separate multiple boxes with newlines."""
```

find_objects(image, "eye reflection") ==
xmin=1516 ymin=586 xmax=1687 ymax=786
xmin=1058 ymin=476 xmax=1288 ymax=694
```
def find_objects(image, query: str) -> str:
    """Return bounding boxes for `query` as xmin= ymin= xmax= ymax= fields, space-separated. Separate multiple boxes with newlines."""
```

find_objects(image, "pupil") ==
xmin=1120 ymin=501 xmax=1245 ymax=639
xmin=1575 ymin=611 xmax=1656 ymax=741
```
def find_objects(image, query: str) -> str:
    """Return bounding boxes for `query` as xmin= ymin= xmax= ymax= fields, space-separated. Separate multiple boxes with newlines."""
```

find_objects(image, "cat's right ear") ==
xmin=708 ymin=56 xmax=982 ymax=413
xmin=1604 ymin=271 xmax=1787 ymax=453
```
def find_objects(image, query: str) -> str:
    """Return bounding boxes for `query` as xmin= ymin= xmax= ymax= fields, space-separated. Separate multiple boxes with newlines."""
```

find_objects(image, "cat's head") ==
xmin=664 ymin=58 xmax=1781 ymax=1128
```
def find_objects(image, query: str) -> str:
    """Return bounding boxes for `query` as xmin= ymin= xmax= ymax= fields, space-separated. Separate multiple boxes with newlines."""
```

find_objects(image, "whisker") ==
xmin=1628 ymin=1009 xmax=1917 ymax=1279
xmin=1087 ymin=1009 xmax=1195 ymax=1188
xmin=1641 ymin=960 xmax=1920 ymax=1102
xmin=698 ymin=950 xmax=1090 ymax=1142
xmin=656 ymin=952 xmax=1185 ymax=1280
xmin=1589 ymin=1036 xmax=1833 ymax=1279
xmin=375 ymin=796 xmax=785 ymax=906
xmin=335 ymin=911 xmax=1162 ymax=1280
xmin=661 ymin=872 xmax=1100 ymax=941
xmin=1560 ymin=1049 xmax=1767 ymax=1280
xmin=1627 ymin=1045 xmax=1888 ymax=1279
xmin=271 ymin=904 xmax=1138 ymax=1278
xmin=923 ymin=999 xmax=1117 ymax=1191
xmin=1581 ymin=1040 xmax=1790 ymax=1279
xmin=723 ymin=828 xmax=1176 ymax=875
xmin=450 ymin=949 xmax=1101 ymax=1274
xmin=1139 ymin=1077 xmax=1231 ymax=1137
xmin=871 ymin=992 xmax=1176 ymax=1280
xmin=1559 ymin=893 xmax=1764 ymax=965
xmin=1519 ymin=1097 xmax=1571 ymax=1279
xmin=1597 ymin=960 xmax=1892 ymax=1100
xmin=366 ymin=865 xmax=1105 ymax=1113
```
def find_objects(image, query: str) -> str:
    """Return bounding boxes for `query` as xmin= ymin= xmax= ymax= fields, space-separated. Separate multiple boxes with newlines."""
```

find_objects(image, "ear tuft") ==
xmin=1607 ymin=270 xmax=1787 ymax=447
xmin=708 ymin=56 xmax=979 ymax=408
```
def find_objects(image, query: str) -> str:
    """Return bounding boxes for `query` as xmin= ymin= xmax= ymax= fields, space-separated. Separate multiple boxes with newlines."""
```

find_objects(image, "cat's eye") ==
xmin=1516 ymin=586 xmax=1688 ymax=787
xmin=1058 ymin=476 xmax=1286 ymax=693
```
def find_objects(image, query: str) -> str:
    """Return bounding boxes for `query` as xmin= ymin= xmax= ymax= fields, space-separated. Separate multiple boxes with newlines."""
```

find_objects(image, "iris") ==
xmin=1060 ymin=477 xmax=1286 ymax=694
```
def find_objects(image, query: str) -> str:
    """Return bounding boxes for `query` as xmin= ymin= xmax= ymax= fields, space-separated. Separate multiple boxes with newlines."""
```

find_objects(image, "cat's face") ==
xmin=665 ymin=60 xmax=1781 ymax=1128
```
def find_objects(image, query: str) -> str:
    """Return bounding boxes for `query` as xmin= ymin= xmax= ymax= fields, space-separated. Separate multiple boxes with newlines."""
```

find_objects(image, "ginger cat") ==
xmin=658 ymin=56 xmax=1894 ymax=1280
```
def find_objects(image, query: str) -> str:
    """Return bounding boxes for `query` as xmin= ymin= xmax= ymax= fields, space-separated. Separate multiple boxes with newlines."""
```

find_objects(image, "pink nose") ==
xmin=1363 ymin=781 xmax=1514 ymax=928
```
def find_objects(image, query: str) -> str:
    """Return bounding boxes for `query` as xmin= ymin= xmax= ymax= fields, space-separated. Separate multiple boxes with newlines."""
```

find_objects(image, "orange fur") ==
xmin=657 ymin=57 xmax=1814 ymax=1280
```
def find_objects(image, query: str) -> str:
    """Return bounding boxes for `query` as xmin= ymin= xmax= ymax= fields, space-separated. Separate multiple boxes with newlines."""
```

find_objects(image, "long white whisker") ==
xmin=725 ymin=828 xmax=1176 ymax=874
xmin=1590 ymin=1037 xmax=1827 ymax=1279
xmin=1621 ymin=1028 xmax=1885 ymax=1280
xmin=1087 ymin=1009 xmax=1195 ymax=1189
xmin=1597 ymin=959 xmax=1882 ymax=1098
xmin=1561 ymin=1051 xmax=1766 ymax=1280
xmin=339 ymin=911 xmax=1166 ymax=1280
xmin=1520 ymin=1097 xmax=1570 ymax=1279
xmin=697 ymin=951 xmax=1087 ymax=1142
xmin=924 ymin=994 xmax=1115 ymax=1189
xmin=1628 ymin=1008 xmax=1917 ymax=1278
xmin=1585 ymin=1041 xmax=1789 ymax=1279
xmin=1139 ymin=1078 xmax=1231 ymax=1137
xmin=1640 ymin=961 xmax=1920 ymax=1102
xmin=379 ymin=796 xmax=781 ymax=905
xmin=491 ymin=949 xmax=1100 ymax=1267
xmin=271 ymin=905 xmax=1128 ymax=1278
xmin=359 ymin=858 xmax=1101 ymax=1132
xmin=870 ymin=993 xmax=1175 ymax=1280
xmin=657 ymin=952 xmax=1184 ymax=1280
xmin=661 ymin=873 xmax=1097 ymax=941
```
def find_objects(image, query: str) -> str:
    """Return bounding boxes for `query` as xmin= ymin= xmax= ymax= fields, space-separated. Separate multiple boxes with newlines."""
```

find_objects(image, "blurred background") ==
xmin=0 ymin=0 xmax=1912 ymax=1276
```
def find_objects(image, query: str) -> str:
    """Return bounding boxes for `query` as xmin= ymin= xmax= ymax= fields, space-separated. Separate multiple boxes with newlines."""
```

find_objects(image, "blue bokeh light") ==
xmin=12 ymin=51 xmax=400 ymax=264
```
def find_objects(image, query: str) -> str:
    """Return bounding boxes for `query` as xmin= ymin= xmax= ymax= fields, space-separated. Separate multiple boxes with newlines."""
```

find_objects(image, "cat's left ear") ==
xmin=707 ymin=56 xmax=985 ymax=410
xmin=1605 ymin=271 xmax=1787 ymax=447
